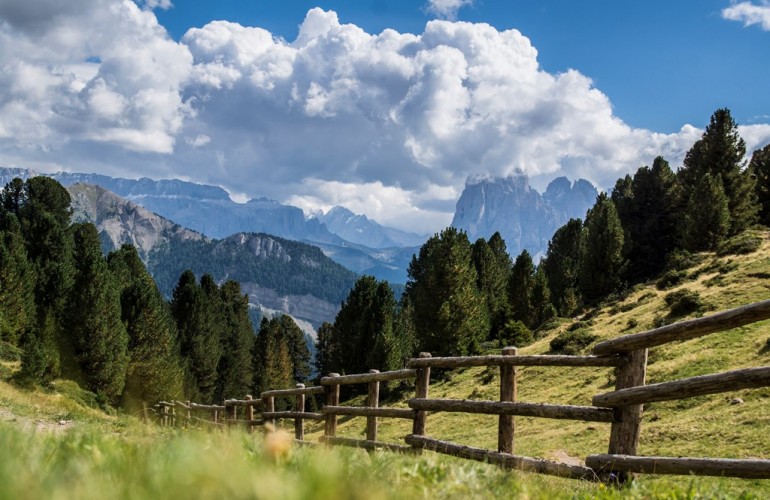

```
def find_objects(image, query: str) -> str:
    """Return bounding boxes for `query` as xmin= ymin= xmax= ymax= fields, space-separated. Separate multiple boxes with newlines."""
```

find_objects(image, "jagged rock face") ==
xmin=239 ymin=283 xmax=337 ymax=337
xmin=317 ymin=206 xmax=426 ymax=249
xmin=67 ymin=183 xmax=206 ymax=258
xmin=451 ymin=174 xmax=597 ymax=259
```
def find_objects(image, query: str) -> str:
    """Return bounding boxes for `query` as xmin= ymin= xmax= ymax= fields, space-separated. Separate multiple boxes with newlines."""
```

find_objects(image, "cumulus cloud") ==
xmin=722 ymin=1 xmax=770 ymax=30
xmin=425 ymin=0 xmax=475 ymax=20
xmin=1 ymin=4 xmax=769 ymax=234
xmin=141 ymin=0 xmax=173 ymax=10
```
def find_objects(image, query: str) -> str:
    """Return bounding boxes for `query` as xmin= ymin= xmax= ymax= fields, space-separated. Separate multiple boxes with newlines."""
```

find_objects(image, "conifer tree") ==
xmin=314 ymin=321 xmax=338 ymax=376
xmin=68 ymin=223 xmax=129 ymax=403
xmin=0 ymin=213 xmax=35 ymax=346
xmin=682 ymin=174 xmax=730 ymax=251
xmin=252 ymin=317 xmax=293 ymax=395
xmin=529 ymin=266 xmax=555 ymax=328
xmin=405 ymin=227 xmax=489 ymax=357
xmin=108 ymin=245 xmax=184 ymax=408
xmin=580 ymin=194 xmax=625 ymax=303
xmin=214 ymin=280 xmax=256 ymax=401
xmin=679 ymin=108 xmax=757 ymax=235
xmin=541 ymin=218 xmax=583 ymax=316
xmin=472 ymin=233 xmax=511 ymax=340
xmin=171 ymin=271 xmax=222 ymax=403
xmin=509 ymin=250 xmax=535 ymax=327
xmin=749 ymin=144 xmax=770 ymax=226
xmin=279 ymin=314 xmax=311 ymax=384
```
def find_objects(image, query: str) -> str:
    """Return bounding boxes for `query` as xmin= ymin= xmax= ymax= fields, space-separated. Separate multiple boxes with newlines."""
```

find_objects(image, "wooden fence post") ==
xmin=186 ymin=400 xmax=191 ymax=428
xmin=161 ymin=404 xmax=167 ymax=426
xmin=324 ymin=373 xmax=341 ymax=438
xmin=366 ymin=370 xmax=380 ymax=442
xmin=246 ymin=395 xmax=254 ymax=433
xmin=498 ymin=346 xmax=517 ymax=454
xmin=607 ymin=348 xmax=647 ymax=483
xmin=213 ymin=408 xmax=218 ymax=425
xmin=295 ymin=384 xmax=305 ymax=441
xmin=411 ymin=353 xmax=432 ymax=452
xmin=171 ymin=403 xmax=176 ymax=427
xmin=263 ymin=395 xmax=275 ymax=428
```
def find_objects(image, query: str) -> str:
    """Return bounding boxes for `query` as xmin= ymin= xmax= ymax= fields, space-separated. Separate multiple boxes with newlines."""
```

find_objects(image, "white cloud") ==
xmin=139 ymin=0 xmax=173 ymax=10
xmin=722 ymin=1 xmax=770 ymax=30
xmin=425 ymin=0 xmax=475 ymax=20
xmin=1 ymin=4 xmax=769 ymax=234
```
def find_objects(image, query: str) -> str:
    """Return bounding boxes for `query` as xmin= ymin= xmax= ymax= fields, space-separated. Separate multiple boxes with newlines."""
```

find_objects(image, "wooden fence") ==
xmin=153 ymin=298 xmax=770 ymax=482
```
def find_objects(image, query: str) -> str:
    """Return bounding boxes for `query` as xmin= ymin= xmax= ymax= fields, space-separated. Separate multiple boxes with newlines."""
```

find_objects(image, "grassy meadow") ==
xmin=2 ymin=230 xmax=770 ymax=498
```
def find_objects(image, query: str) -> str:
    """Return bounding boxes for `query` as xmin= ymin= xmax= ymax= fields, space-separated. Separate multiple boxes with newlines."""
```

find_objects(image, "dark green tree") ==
xmin=529 ymin=266 xmax=555 ymax=329
xmin=682 ymin=174 xmax=730 ymax=251
xmin=541 ymin=219 xmax=583 ymax=316
xmin=279 ymin=314 xmax=312 ymax=384
xmin=405 ymin=227 xmax=489 ymax=357
xmin=68 ymin=223 xmax=129 ymax=403
xmin=252 ymin=317 xmax=293 ymax=395
xmin=679 ymin=108 xmax=757 ymax=235
xmin=314 ymin=321 xmax=338 ymax=377
xmin=215 ymin=280 xmax=256 ymax=401
xmin=0 ymin=213 xmax=35 ymax=346
xmin=749 ymin=144 xmax=770 ymax=226
xmin=508 ymin=250 xmax=535 ymax=327
xmin=472 ymin=233 xmax=511 ymax=340
xmin=171 ymin=271 xmax=222 ymax=403
xmin=108 ymin=245 xmax=184 ymax=409
xmin=580 ymin=194 xmax=625 ymax=303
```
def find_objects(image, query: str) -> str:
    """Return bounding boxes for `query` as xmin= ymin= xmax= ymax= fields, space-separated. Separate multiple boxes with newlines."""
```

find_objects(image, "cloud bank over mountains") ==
xmin=1 ymin=0 xmax=769 ymax=233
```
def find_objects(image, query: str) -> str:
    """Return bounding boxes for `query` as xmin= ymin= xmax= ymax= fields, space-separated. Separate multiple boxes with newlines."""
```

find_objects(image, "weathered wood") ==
xmin=320 ymin=369 xmax=417 ymax=386
xmin=595 ymin=365 xmax=770 ymax=407
xmin=261 ymin=411 xmax=324 ymax=421
xmin=295 ymin=384 xmax=305 ymax=441
xmin=246 ymin=395 xmax=255 ymax=433
xmin=186 ymin=400 xmax=192 ymax=428
xmin=324 ymin=373 xmax=340 ymax=437
xmin=498 ymin=347 xmax=517 ymax=454
xmin=173 ymin=400 xmax=190 ymax=410
xmin=606 ymin=348 xmax=647 ymax=484
xmin=367 ymin=370 xmax=380 ymax=442
xmin=412 ymin=353 xmax=431 ymax=443
xmin=404 ymin=435 xmax=597 ymax=481
xmin=189 ymin=403 xmax=226 ymax=412
xmin=593 ymin=299 xmax=770 ymax=355
xmin=408 ymin=398 xmax=615 ymax=422
xmin=586 ymin=454 xmax=770 ymax=479
xmin=224 ymin=398 xmax=261 ymax=407
xmin=319 ymin=436 xmax=417 ymax=454
xmin=322 ymin=406 xmax=415 ymax=419
xmin=406 ymin=354 xmax=620 ymax=369
xmin=263 ymin=395 xmax=275 ymax=427
xmin=261 ymin=386 xmax=325 ymax=397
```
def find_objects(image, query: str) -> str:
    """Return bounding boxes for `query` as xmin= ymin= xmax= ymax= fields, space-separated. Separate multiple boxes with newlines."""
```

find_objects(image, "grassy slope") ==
xmin=2 ymin=230 xmax=770 ymax=498
xmin=303 ymin=229 xmax=770 ymax=496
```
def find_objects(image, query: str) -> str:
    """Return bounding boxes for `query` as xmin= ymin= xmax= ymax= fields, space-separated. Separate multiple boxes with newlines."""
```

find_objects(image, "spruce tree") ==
xmin=509 ymin=250 xmax=535 ymax=327
xmin=68 ymin=223 xmax=129 ymax=404
xmin=580 ymin=194 xmax=625 ymax=303
xmin=0 ymin=213 xmax=35 ymax=346
xmin=529 ymin=266 xmax=555 ymax=329
xmin=252 ymin=317 xmax=293 ymax=395
xmin=314 ymin=322 xmax=339 ymax=376
xmin=171 ymin=271 xmax=222 ymax=403
xmin=405 ymin=227 xmax=489 ymax=357
xmin=682 ymin=174 xmax=730 ymax=251
xmin=108 ymin=245 xmax=184 ymax=409
xmin=541 ymin=219 xmax=583 ymax=316
xmin=279 ymin=314 xmax=311 ymax=384
xmin=679 ymin=108 xmax=757 ymax=235
xmin=215 ymin=280 xmax=256 ymax=401
xmin=749 ymin=144 xmax=770 ymax=226
xmin=472 ymin=233 xmax=511 ymax=340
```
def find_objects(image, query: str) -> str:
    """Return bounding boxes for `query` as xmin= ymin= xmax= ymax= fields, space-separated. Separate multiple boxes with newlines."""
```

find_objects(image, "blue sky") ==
xmin=0 ymin=0 xmax=769 ymax=233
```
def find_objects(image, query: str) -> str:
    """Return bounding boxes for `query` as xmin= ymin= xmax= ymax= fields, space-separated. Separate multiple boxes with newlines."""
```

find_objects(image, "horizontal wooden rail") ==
xmin=319 ymin=436 xmax=417 ymax=453
xmin=320 ymin=369 xmax=417 ymax=386
xmin=321 ymin=406 xmax=415 ymax=419
xmin=408 ymin=398 xmax=615 ymax=422
xmin=593 ymin=366 xmax=770 ymax=407
xmin=261 ymin=386 xmax=325 ymax=397
xmin=262 ymin=411 xmax=324 ymax=421
xmin=226 ymin=419 xmax=264 ymax=426
xmin=593 ymin=299 xmax=770 ymax=355
xmin=586 ymin=454 xmax=770 ymax=479
xmin=224 ymin=399 xmax=261 ymax=407
xmin=405 ymin=435 xmax=597 ymax=481
xmin=406 ymin=354 xmax=619 ymax=369
xmin=189 ymin=403 xmax=226 ymax=411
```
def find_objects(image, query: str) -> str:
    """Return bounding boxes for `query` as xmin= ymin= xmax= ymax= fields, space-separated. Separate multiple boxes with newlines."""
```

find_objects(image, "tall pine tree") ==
xmin=682 ymin=174 xmax=730 ymax=251
xmin=580 ymin=194 xmax=625 ymax=303
xmin=472 ymin=233 xmax=511 ymax=340
xmin=509 ymin=250 xmax=535 ymax=327
xmin=541 ymin=218 xmax=583 ymax=316
xmin=749 ymin=144 xmax=770 ymax=226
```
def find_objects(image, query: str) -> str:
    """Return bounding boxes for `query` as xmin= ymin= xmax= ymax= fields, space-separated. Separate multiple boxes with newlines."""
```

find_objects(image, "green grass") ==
xmin=2 ymin=231 xmax=770 ymax=498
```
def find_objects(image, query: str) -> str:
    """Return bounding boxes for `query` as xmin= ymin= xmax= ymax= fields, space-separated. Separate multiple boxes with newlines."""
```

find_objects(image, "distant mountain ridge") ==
xmin=451 ymin=174 xmax=598 ymax=259
xmin=314 ymin=206 xmax=426 ymax=248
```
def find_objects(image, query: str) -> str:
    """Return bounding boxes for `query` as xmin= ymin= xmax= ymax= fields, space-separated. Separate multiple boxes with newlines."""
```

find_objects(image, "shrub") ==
xmin=656 ymin=270 xmax=687 ymax=290
xmin=0 ymin=341 xmax=22 ymax=362
xmin=625 ymin=318 xmax=638 ymax=330
xmin=499 ymin=320 xmax=533 ymax=348
xmin=717 ymin=232 xmax=762 ymax=256
xmin=664 ymin=289 xmax=704 ymax=317
xmin=664 ymin=249 xmax=701 ymax=271
xmin=549 ymin=328 xmax=598 ymax=355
